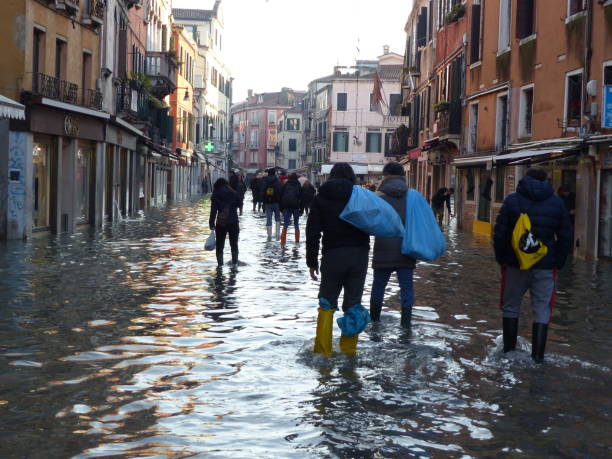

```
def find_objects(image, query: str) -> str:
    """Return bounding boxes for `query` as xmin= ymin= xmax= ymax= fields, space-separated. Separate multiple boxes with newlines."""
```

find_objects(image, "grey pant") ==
xmin=319 ymin=246 xmax=369 ymax=312
xmin=501 ymin=266 xmax=556 ymax=324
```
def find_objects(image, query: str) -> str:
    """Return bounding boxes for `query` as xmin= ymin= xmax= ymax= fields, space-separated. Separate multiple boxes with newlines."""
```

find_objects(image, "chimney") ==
xmin=248 ymin=89 xmax=253 ymax=100
xmin=383 ymin=45 xmax=390 ymax=55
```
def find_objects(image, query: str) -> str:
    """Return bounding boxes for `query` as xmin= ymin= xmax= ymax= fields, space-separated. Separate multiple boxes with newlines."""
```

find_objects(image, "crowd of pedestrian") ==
xmin=206 ymin=162 xmax=572 ymax=364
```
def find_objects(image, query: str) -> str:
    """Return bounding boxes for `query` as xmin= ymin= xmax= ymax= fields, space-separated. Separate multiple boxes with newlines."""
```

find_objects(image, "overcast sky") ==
xmin=173 ymin=0 xmax=412 ymax=102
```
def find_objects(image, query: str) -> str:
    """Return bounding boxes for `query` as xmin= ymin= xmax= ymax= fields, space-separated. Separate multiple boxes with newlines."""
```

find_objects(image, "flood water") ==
xmin=1 ymin=198 xmax=611 ymax=458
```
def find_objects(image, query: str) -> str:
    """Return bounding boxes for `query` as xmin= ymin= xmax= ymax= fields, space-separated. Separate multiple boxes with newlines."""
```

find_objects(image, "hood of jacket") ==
xmin=517 ymin=176 xmax=554 ymax=202
xmin=379 ymin=176 xmax=408 ymax=198
xmin=318 ymin=178 xmax=354 ymax=201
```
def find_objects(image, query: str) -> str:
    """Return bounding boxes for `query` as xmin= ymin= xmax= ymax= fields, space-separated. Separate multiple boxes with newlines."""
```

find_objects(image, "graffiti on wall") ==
xmin=8 ymin=131 xmax=26 ymax=235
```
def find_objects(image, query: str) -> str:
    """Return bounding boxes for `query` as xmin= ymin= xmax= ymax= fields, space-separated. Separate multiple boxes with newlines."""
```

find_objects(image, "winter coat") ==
xmin=209 ymin=185 xmax=240 ymax=229
xmin=431 ymin=188 xmax=451 ymax=211
xmin=279 ymin=178 xmax=303 ymax=210
xmin=306 ymin=178 xmax=370 ymax=269
xmin=301 ymin=183 xmax=316 ymax=206
xmin=229 ymin=174 xmax=239 ymax=191
xmin=236 ymin=180 xmax=247 ymax=198
xmin=372 ymin=177 xmax=417 ymax=270
xmin=493 ymin=175 xmax=572 ymax=270
xmin=261 ymin=175 xmax=282 ymax=204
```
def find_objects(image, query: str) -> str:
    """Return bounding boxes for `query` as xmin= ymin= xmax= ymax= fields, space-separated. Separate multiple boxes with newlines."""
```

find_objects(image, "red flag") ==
xmin=371 ymin=71 xmax=389 ymax=115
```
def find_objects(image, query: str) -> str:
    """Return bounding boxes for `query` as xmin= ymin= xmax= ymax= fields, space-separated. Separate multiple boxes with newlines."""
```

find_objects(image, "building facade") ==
xmin=277 ymin=110 xmax=304 ymax=171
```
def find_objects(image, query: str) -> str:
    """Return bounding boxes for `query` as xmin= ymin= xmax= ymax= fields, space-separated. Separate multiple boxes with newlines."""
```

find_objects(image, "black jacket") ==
xmin=306 ymin=178 xmax=370 ymax=269
xmin=301 ymin=183 xmax=316 ymax=205
xmin=372 ymin=177 xmax=416 ymax=270
xmin=279 ymin=178 xmax=302 ymax=209
xmin=262 ymin=175 xmax=282 ymax=203
xmin=431 ymin=188 xmax=451 ymax=211
xmin=493 ymin=176 xmax=572 ymax=270
xmin=209 ymin=185 xmax=240 ymax=229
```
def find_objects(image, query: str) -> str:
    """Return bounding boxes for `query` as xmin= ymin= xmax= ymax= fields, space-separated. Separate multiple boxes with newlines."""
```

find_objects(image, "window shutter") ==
xmin=470 ymin=4 xmax=481 ymax=63
xmin=416 ymin=8 xmax=427 ymax=47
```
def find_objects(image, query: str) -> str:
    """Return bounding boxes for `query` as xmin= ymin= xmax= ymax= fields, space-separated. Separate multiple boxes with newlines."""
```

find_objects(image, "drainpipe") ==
xmin=583 ymin=0 xmax=593 ymax=135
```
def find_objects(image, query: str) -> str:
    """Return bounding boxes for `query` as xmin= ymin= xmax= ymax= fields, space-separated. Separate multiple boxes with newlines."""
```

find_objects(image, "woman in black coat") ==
xmin=210 ymin=178 xmax=240 ymax=266
xmin=301 ymin=180 xmax=316 ymax=215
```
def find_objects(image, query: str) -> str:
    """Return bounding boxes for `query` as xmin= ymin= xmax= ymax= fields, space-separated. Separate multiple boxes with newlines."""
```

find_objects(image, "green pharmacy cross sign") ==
xmin=204 ymin=142 xmax=215 ymax=152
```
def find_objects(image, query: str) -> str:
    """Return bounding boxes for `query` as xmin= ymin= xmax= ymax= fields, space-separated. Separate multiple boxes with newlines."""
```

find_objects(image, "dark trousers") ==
xmin=319 ymin=246 xmax=369 ymax=312
xmin=216 ymin=223 xmax=239 ymax=265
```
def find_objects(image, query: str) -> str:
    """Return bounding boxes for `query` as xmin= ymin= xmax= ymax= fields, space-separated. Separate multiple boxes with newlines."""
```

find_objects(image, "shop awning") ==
xmin=0 ymin=94 xmax=25 ymax=120
xmin=368 ymin=164 xmax=384 ymax=173
xmin=408 ymin=148 xmax=422 ymax=160
xmin=321 ymin=164 xmax=368 ymax=175
xmin=452 ymin=155 xmax=495 ymax=166
xmin=493 ymin=146 xmax=580 ymax=164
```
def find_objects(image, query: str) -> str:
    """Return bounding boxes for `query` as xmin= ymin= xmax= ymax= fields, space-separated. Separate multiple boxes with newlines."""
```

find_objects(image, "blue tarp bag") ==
xmin=401 ymin=189 xmax=446 ymax=261
xmin=337 ymin=304 xmax=370 ymax=337
xmin=339 ymin=186 xmax=404 ymax=238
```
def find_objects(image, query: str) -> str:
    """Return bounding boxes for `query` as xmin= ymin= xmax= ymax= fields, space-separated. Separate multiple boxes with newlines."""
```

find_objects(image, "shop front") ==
xmin=105 ymin=121 xmax=139 ymax=220
xmin=599 ymin=149 xmax=612 ymax=258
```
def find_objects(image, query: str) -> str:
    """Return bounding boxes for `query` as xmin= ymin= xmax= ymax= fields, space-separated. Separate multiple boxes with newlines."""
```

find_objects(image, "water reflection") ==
xmin=0 ymin=199 xmax=611 ymax=457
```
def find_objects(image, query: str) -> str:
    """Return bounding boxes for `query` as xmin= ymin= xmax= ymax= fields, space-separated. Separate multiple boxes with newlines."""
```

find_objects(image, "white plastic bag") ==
xmin=204 ymin=230 xmax=216 ymax=251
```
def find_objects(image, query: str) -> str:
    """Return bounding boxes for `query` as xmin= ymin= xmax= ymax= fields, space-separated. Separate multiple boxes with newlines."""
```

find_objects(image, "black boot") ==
xmin=400 ymin=307 xmax=412 ymax=329
xmin=531 ymin=322 xmax=548 ymax=364
xmin=231 ymin=249 xmax=239 ymax=265
xmin=502 ymin=317 xmax=519 ymax=352
xmin=216 ymin=249 xmax=224 ymax=266
xmin=369 ymin=302 xmax=382 ymax=322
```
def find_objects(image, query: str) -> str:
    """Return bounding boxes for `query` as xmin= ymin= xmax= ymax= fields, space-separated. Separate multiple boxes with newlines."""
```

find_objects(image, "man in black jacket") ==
xmin=493 ymin=168 xmax=571 ymax=363
xmin=369 ymin=162 xmax=417 ymax=328
xmin=262 ymin=168 xmax=282 ymax=241
xmin=279 ymin=173 xmax=303 ymax=246
xmin=306 ymin=163 xmax=370 ymax=356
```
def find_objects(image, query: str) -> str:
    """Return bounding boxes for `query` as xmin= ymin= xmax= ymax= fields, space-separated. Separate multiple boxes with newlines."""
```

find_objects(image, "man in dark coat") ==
xmin=279 ymin=173 xmax=303 ymax=245
xmin=431 ymin=187 xmax=454 ymax=225
xmin=493 ymin=167 xmax=571 ymax=363
xmin=262 ymin=168 xmax=282 ymax=240
xmin=369 ymin=162 xmax=417 ymax=328
xmin=301 ymin=180 xmax=316 ymax=215
xmin=209 ymin=178 xmax=241 ymax=266
xmin=306 ymin=163 xmax=370 ymax=355
xmin=249 ymin=175 xmax=260 ymax=212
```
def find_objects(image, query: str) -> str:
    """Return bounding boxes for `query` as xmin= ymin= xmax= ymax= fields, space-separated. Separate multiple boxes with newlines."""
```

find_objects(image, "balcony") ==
xmin=83 ymin=0 xmax=105 ymax=26
xmin=145 ymin=52 xmax=178 ymax=98
xmin=116 ymin=83 xmax=149 ymax=122
xmin=436 ymin=100 xmax=462 ymax=137
xmin=248 ymin=142 xmax=259 ymax=149
xmin=32 ymin=72 xmax=78 ymax=105
xmin=56 ymin=0 xmax=80 ymax=15
xmin=83 ymin=88 xmax=102 ymax=110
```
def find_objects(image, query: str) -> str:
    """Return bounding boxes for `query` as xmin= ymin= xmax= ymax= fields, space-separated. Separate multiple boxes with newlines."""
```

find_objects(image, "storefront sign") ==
xmin=604 ymin=85 xmax=612 ymax=129
xmin=64 ymin=115 xmax=80 ymax=137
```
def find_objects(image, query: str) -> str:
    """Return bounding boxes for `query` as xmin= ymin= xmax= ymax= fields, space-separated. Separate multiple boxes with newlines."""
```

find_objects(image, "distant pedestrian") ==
xmin=262 ymin=168 xmax=282 ymax=241
xmin=236 ymin=174 xmax=247 ymax=215
xmin=279 ymin=170 xmax=289 ymax=185
xmin=201 ymin=177 xmax=209 ymax=194
xmin=210 ymin=178 xmax=241 ymax=266
xmin=298 ymin=175 xmax=307 ymax=186
xmin=557 ymin=184 xmax=576 ymax=231
xmin=307 ymin=162 xmax=370 ymax=356
xmin=250 ymin=175 xmax=260 ymax=212
xmin=431 ymin=187 xmax=454 ymax=225
xmin=301 ymin=180 xmax=316 ymax=215
xmin=493 ymin=168 xmax=572 ymax=363
xmin=279 ymin=173 xmax=303 ymax=246
xmin=369 ymin=162 xmax=416 ymax=329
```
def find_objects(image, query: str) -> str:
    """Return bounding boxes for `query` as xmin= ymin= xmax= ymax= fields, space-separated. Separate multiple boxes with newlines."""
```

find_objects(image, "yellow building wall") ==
xmin=0 ymin=1 xmax=27 ymax=100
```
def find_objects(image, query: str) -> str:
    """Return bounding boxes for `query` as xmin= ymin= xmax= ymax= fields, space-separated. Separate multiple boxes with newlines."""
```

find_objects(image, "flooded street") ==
xmin=1 ymin=198 xmax=611 ymax=458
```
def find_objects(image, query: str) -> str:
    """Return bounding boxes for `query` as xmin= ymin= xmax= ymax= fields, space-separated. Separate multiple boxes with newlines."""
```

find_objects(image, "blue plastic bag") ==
xmin=339 ymin=186 xmax=404 ymax=238
xmin=337 ymin=304 xmax=370 ymax=337
xmin=401 ymin=189 xmax=446 ymax=261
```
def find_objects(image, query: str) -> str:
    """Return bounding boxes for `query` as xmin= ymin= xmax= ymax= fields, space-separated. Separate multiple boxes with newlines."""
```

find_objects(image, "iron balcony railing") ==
xmin=90 ymin=0 xmax=105 ymax=23
xmin=32 ymin=72 xmax=78 ymax=105
xmin=83 ymin=88 xmax=102 ymax=110
xmin=145 ymin=51 xmax=178 ymax=97
xmin=437 ymin=100 xmax=462 ymax=136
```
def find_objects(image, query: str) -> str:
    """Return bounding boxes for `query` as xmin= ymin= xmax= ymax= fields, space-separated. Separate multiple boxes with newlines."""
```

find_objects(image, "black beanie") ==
xmin=382 ymin=161 xmax=405 ymax=176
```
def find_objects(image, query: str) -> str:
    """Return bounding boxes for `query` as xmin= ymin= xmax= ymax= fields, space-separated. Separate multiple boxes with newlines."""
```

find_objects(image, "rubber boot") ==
xmin=314 ymin=307 xmax=335 ymax=356
xmin=216 ymin=249 xmax=223 ymax=266
xmin=339 ymin=335 xmax=358 ymax=355
xmin=275 ymin=221 xmax=281 ymax=240
xmin=295 ymin=229 xmax=300 ymax=243
xmin=266 ymin=226 xmax=272 ymax=241
xmin=503 ymin=317 xmax=519 ymax=353
xmin=280 ymin=228 xmax=287 ymax=246
xmin=369 ymin=302 xmax=382 ymax=322
xmin=531 ymin=322 xmax=548 ymax=364
xmin=400 ymin=307 xmax=412 ymax=329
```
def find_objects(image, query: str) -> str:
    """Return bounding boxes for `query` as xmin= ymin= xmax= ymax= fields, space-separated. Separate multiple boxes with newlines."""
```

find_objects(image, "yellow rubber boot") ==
xmin=339 ymin=335 xmax=359 ymax=355
xmin=313 ymin=307 xmax=335 ymax=356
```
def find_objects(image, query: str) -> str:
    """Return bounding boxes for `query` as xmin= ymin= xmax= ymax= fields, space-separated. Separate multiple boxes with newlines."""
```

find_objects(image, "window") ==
xmin=82 ymin=52 xmax=92 ymax=91
xmin=369 ymin=93 xmax=376 ymax=112
xmin=333 ymin=131 xmax=349 ymax=152
xmin=55 ymin=38 xmax=66 ymax=80
xmin=288 ymin=139 xmax=297 ymax=152
xmin=337 ymin=93 xmax=347 ymax=111
xmin=519 ymin=85 xmax=534 ymax=137
xmin=495 ymin=167 xmax=505 ymax=203
xmin=568 ymin=0 xmax=585 ymax=16
xmin=389 ymin=94 xmax=402 ymax=116
xmin=516 ymin=0 xmax=535 ymax=39
xmin=268 ymin=111 xmax=276 ymax=125
xmin=604 ymin=63 xmax=612 ymax=85
xmin=286 ymin=118 xmax=300 ymax=130
xmin=384 ymin=132 xmax=395 ymax=157
xmin=416 ymin=6 xmax=427 ymax=47
xmin=470 ymin=3 xmax=482 ymax=64
xmin=468 ymin=103 xmax=479 ymax=152
xmin=565 ymin=70 xmax=583 ymax=127
xmin=288 ymin=159 xmax=296 ymax=169
xmin=366 ymin=132 xmax=382 ymax=153
xmin=498 ymin=0 xmax=511 ymax=53
xmin=33 ymin=28 xmax=45 ymax=76
xmin=251 ymin=151 xmax=257 ymax=163
xmin=466 ymin=169 xmax=475 ymax=201
xmin=495 ymin=94 xmax=508 ymax=150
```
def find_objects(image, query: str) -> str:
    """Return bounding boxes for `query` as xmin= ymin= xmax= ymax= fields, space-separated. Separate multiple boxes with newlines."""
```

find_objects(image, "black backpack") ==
xmin=281 ymin=182 xmax=300 ymax=208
